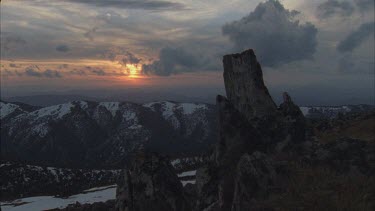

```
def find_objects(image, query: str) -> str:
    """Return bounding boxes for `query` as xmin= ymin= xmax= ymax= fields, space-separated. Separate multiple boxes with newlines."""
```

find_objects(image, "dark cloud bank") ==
xmin=142 ymin=0 xmax=318 ymax=76
xmin=222 ymin=0 xmax=317 ymax=67
xmin=25 ymin=66 xmax=63 ymax=78
xmin=142 ymin=47 xmax=207 ymax=76
xmin=56 ymin=44 xmax=70 ymax=52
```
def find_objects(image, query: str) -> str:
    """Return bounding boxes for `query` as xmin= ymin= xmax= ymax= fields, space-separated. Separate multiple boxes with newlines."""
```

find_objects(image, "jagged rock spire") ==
xmin=223 ymin=49 xmax=277 ymax=121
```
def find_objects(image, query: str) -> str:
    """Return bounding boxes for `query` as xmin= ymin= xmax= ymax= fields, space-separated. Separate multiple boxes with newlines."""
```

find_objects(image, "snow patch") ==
xmin=181 ymin=180 xmax=196 ymax=187
xmin=299 ymin=107 xmax=310 ymax=116
xmin=29 ymin=103 xmax=74 ymax=120
xmin=99 ymin=102 xmax=119 ymax=117
xmin=179 ymin=103 xmax=207 ymax=115
xmin=128 ymin=124 xmax=142 ymax=130
xmin=77 ymin=101 xmax=88 ymax=110
xmin=0 ymin=102 xmax=21 ymax=119
xmin=31 ymin=123 xmax=49 ymax=137
xmin=123 ymin=110 xmax=137 ymax=121
xmin=142 ymin=102 xmax=156 ymax=111
xmin=177 ymin=170 xmax=197 ymax=177
xmin=0 ymin=185 xmax=116 ymax=211
xmin=162 ymin=102 xmax=180 ymax=129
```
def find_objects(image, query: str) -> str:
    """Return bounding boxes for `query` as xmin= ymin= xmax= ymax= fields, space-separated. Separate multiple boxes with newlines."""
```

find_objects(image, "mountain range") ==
xmin=1 ymin=100 xmax=373 ymax=168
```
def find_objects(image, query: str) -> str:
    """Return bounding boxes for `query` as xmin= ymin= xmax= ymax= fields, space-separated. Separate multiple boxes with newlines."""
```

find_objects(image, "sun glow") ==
xmin=125 ymin=64 xmax=142 ymax=78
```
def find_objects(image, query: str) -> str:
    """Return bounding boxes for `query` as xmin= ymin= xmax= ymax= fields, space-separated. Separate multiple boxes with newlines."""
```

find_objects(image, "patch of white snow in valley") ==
xmin=299 ymin=107 xmax=310 ymax=116
xmin=179 ymin=103 xmax=207 ymax=115
xmin=181 ymin=180 xmax=196 ymax=186
xmin=0 ymin=185 xmax=116 ymax=211
xmin=30 ymin=103 xmax=74 ymax=119
xmin=0 ymin=102 xmax=21 ymax=119
xmin=99 ymin=102 xmax=120 ymax=117
xmin=178 ymin=170 xmax=197 ymax=177
xmin=170 ymin=159 xmax=181 ymax=166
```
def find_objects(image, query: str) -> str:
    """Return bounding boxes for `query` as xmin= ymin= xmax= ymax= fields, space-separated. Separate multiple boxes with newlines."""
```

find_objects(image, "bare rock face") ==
xmin=276 ymin=92 xmax=306 ymax=151
xmin=231 ymin=152 xmax=276 ymax=211
xmin=115 ymin=153 xmax=191 ymax=211
xmin=223 ymin=49 xmax=277 ymax=121
xmin=196 ymin=49 xmax=306 ymax=211
xmin=214 ymin=95 xmax=265 ymax=210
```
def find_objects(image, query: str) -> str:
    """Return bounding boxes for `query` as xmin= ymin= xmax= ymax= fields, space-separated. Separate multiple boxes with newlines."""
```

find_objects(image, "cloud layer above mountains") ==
xmin=1 ymin=0 xmax=374 ymax=104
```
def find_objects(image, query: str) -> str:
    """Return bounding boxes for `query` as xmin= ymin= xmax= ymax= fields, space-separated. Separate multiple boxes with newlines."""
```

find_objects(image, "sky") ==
xmin=1 ymin=0 xmax=374 ymax=105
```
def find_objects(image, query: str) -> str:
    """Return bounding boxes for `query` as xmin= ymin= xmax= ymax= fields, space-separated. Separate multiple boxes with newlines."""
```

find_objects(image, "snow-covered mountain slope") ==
xmin=0 ymin=102 xmax=22 ymax=119
xmin=1 ymin=101 xmax=216 ymax=168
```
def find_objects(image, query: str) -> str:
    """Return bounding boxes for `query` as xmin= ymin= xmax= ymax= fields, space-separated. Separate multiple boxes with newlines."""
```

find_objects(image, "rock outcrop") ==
xmin=115 ymin=152 xmax=191 ymax=211
xmin=196 ymin=49 xmax=307 ymax=211
xmin=223 ymin=49 xmax=277 ymax=121
xmin=231 ymin=152 xmax=276 ymax=211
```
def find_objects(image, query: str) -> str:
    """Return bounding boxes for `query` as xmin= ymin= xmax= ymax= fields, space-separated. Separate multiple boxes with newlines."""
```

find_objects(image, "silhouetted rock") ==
xmin=223 ymin=49 xmax=277 ymax=121
xmin=197 ymin=49 xmax=307 ymax=211
xmin=115 ymin=152 xmax=191 ymax=211
xmin=213 ymin=95 xmax=266 ymax=210
xmin=276 ymin=92 xmax=306 ymax=151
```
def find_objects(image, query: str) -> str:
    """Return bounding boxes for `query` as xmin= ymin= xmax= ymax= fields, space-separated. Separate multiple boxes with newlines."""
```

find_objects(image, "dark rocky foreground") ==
xmin=113 ymin=49 xmax=375 ymax=211
xmin=47 ymin=200 xmax=116 ymax=211
xmin=0 ymin=163 xmax=121 ymax=200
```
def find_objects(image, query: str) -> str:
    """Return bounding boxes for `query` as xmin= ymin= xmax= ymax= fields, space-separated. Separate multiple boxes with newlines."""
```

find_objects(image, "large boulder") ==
xmin=115 ymin=153 xmax=191 ymax=211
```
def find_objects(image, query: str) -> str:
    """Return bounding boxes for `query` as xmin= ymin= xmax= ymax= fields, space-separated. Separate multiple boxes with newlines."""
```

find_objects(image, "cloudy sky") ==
xmin=1 ymin=0 xmax=374 ymax=105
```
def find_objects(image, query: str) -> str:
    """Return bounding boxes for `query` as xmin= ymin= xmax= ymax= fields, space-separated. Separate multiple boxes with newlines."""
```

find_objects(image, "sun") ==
xmin=125 ymin=64 xmax=142 ymax=78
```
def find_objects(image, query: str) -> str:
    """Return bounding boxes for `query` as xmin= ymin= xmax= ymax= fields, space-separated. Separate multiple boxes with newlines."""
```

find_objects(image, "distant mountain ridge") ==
xmin=1 ymin=100 xmax=216 ymax=168
xmin=1 ymin=100 xmax=373 ymax=168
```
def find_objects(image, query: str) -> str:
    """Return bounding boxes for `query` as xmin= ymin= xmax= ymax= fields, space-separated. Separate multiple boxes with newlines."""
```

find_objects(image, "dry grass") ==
xmin=261 ymin=162 xmax=375 ymax=211
xmin=314 ymin=114 xmax=375 ymax=144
